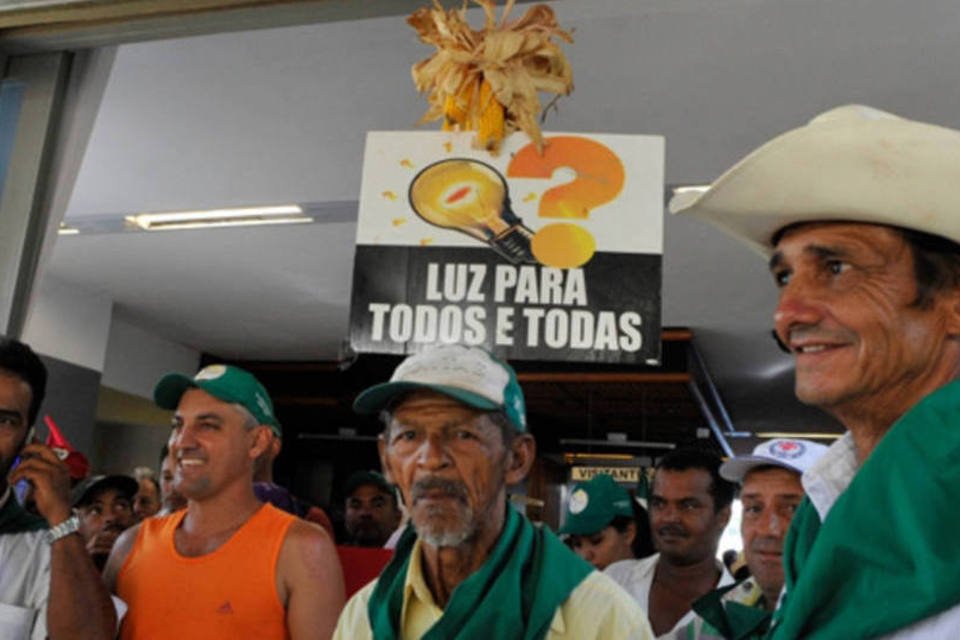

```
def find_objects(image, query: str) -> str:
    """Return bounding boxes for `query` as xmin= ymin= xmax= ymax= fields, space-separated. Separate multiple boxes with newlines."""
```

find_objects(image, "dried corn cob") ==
xmin=408 ymin=0 xmax=573 ymax=153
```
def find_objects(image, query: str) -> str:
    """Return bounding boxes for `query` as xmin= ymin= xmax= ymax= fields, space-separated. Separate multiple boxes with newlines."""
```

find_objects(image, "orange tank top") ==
xmin=117 ymin=503 xmax=294 ymax=640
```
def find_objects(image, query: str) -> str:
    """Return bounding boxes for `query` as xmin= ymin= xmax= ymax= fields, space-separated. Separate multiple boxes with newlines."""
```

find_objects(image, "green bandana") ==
xmin=368 ymin=506 xmax=593 ymax=640
xmin=690 ymin=582 xmax=770 ymax=640
xmin=769 ymin=380 xmax=960 ymax=639
xmin=0 ymin=491 xmax=47 ymax=535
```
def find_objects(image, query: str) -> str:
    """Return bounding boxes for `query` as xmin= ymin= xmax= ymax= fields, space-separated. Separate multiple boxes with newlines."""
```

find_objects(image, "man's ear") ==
xmin=504 ymin=433 xmax=536 ymax=486
xmin=945 ymin=287 xmax=960 ymax=337
xmin=248 ymin=426 xmax=273 ymax=460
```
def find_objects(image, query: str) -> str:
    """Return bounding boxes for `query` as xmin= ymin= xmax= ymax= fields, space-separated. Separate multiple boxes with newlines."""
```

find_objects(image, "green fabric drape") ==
xmin=368 ymin=507 xmax=593 ymax=640
xmin=769 ymin=380 xmax=960 ymax=639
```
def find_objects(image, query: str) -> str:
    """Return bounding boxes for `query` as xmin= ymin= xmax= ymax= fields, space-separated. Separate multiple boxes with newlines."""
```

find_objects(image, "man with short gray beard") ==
xmin=333 ymin=345 xmax=652 ymax=639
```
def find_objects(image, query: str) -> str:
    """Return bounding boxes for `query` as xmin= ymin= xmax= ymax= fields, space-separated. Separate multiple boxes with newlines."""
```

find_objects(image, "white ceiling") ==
xmin=44 ymin=0 xmax=960 ymax=432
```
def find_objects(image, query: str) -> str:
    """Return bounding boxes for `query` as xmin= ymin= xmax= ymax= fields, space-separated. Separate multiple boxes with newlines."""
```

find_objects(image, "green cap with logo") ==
xmin=353 ymin=344 xmax=527 ymax=432
xmin=559 ymin=473 xmax=634 ymax=536
xmin=154 ymin=364 xmax=281 ymax=437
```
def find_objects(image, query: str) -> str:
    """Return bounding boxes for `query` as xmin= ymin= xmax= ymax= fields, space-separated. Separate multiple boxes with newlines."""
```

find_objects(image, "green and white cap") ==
xmin=154 ymin=364 xmax=281 ymax=437
xmin=559 ymin=473 xmax=633 ymax=536
xmin=353 ymin=345 xmax=527 ymax=432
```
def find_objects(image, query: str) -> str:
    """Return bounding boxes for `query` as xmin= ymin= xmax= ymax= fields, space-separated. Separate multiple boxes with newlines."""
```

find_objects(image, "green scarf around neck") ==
xmin=769 ymin=379 xmax=960 ymax=639
xmin=368 ymin=506 xmax=593 ymax=640
xmin=0 ymin=489 xmax=47 ymax=535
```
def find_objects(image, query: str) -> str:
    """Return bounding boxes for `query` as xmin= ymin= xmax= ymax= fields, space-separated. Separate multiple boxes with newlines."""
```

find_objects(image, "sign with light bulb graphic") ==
xmin=349 ymin=131 xmax=664 ymax=364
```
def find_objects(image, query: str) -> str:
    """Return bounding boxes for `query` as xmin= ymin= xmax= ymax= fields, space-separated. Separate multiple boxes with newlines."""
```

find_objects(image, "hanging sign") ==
xmin=349 ymin=130 xmax=664 ymax=364
xmin=570 ymin=466 xmax=642 ymax=483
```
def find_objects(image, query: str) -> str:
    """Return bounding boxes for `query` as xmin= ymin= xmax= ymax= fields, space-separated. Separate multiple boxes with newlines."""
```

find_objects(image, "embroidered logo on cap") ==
xmin=195 ymin=364 xmax=227 ymax=381
xmin=569 ymin=489 xmax=589 ymax=514
xmin=768 ymin=440 xmax=806 ymax=459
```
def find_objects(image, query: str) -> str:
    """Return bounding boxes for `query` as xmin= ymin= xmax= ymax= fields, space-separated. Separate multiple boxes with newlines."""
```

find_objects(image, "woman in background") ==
xmin=559 ymin=473 xmax=655 ymax=570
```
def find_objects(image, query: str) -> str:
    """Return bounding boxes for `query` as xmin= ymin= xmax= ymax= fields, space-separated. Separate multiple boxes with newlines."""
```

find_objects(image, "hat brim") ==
xmin=720 ymin=456 xmax=802 ymax=483
xmin=558 ymin=512 xmax=615 ymax=536
xmin=343 ymin=471 xmax=393 ymax=497
xmin=354 ymin=381 xmax=500 ymax=416
xmin=72 ymin=475 xmax=139 ymax=507
xmin=154 ymin=373 xmax=196 ymax=410
xmin=670 ymin=105 xmax=960 ymax=255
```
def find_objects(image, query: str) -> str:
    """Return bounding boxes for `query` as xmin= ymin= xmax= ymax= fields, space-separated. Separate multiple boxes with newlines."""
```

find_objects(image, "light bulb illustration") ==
xmin=408 ymin=159 xmax=536 ymax=264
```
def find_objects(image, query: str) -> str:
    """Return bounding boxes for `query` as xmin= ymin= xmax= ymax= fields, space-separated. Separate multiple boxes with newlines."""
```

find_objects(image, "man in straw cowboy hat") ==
xmin=671 ymin=104 xmax=960 ymax=638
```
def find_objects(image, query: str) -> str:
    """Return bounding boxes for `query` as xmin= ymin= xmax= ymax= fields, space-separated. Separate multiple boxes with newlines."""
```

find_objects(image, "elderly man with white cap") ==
xmin=671 ymin=105 xmax=960 ymax=638
xmin=333 ymin=344 xmax=653 ymax=639
xmin=683 ymin=438 xmax=827 ymax=639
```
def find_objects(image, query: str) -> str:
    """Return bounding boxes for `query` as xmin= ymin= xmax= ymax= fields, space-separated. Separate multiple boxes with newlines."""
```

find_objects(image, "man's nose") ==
xmin=416 ymin=433 xmax=451 ymax=470
xmin=656 ymin=503 xmax=680 ymax=522
xmin=171 ymin=423 xmax=197 ymax=451
xmin=773 ymin=277 xmax=826 ymax=347
xmin=757 ymin=510 xmax=784 ymax=537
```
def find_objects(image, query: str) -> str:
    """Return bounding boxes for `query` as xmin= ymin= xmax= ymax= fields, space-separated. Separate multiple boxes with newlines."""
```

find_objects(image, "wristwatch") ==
xmin=46 ymin=514 xmax=80 ymax=544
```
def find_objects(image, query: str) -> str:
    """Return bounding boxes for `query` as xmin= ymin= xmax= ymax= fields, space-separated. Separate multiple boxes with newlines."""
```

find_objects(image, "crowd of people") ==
xmin=3 ymin=103 xmax=960 ymax=638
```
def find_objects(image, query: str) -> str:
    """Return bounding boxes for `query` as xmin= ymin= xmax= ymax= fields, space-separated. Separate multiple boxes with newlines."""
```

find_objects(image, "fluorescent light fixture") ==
xmin=125 ymin=205 xmax=307 ymax=231
xmin=559 ymin=438 xmax=675 ymax=450
xmin=563 ymin=452 xmax=635 ymax=462
xmin=755 ymin=431 xmax=844 ymax=440
xmin=672 ymin=185 xmax=710 ymax=196
xmin=57 ymin=224 xmax=79 ymax=235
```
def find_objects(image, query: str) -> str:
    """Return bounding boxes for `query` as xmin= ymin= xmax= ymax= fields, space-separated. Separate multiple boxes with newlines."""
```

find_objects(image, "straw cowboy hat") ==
xmin=669 ymin=104 xmax=960 ymax=255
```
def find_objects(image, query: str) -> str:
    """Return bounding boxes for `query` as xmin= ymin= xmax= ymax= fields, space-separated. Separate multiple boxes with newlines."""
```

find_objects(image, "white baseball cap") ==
xmin=353 ymin=344 xmax=527 ymax=432
xmin=720 ymin=438 xmax=829 ymax=482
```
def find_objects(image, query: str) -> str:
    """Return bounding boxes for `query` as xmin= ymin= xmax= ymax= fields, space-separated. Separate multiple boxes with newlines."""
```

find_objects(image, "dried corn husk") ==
xmin=408 ymin=0 xmax=573 ymax=153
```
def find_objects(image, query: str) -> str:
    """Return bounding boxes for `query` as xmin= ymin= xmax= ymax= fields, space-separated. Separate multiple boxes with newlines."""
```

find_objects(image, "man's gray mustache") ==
xmin=412 ymin=477 xmax=468 ymax=502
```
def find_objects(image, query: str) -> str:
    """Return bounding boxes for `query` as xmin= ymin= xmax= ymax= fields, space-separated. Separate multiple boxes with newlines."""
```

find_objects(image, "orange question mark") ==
xmin=507 ymin=136 xmax=625 ymax=268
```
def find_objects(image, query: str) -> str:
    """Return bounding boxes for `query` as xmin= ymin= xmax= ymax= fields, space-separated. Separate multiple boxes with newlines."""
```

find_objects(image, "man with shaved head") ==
xmin=672 ymin=105 xmax=960 ymax=637
xmin=105 ymin=364 xmax=344 ymax=639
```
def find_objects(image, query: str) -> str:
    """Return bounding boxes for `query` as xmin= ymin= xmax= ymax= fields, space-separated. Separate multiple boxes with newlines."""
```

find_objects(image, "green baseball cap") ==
xmin=154 ymin=364 xmax=281 ymax=437
xmin=353 ymin=345 xmax=527 ymax=432
xmin=559 ymin=474 xmax=634 ymax=536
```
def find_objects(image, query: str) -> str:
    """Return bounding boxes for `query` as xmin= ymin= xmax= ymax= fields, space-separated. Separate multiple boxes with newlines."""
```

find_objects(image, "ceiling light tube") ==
xmin=562 ymin=452 xmax=635 ymax=462
xmin=558 ymin=438 xmax=675 ymax=450
xmin=754 ymin=431 xmax=843 ymax=440
xmin=128 ymin=217 xmax=313 ymax=232
xmin=126 ymin=205 xmax=305 ymax=230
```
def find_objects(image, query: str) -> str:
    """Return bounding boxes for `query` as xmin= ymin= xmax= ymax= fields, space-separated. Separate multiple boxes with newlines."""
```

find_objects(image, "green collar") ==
xmin=368 ymin=506 xmax=593 ymax=640
xmin=693 ymin=581 xmax=771 ymax=640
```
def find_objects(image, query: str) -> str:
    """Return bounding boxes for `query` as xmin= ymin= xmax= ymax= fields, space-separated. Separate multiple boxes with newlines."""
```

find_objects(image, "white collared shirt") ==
xmin=0 ymin=488 xmax=50 ymax=640
xmin=605 ymin=553 xmax=735 ymax=640
xmin=802 ymin=433 xmax=960 ymax=639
